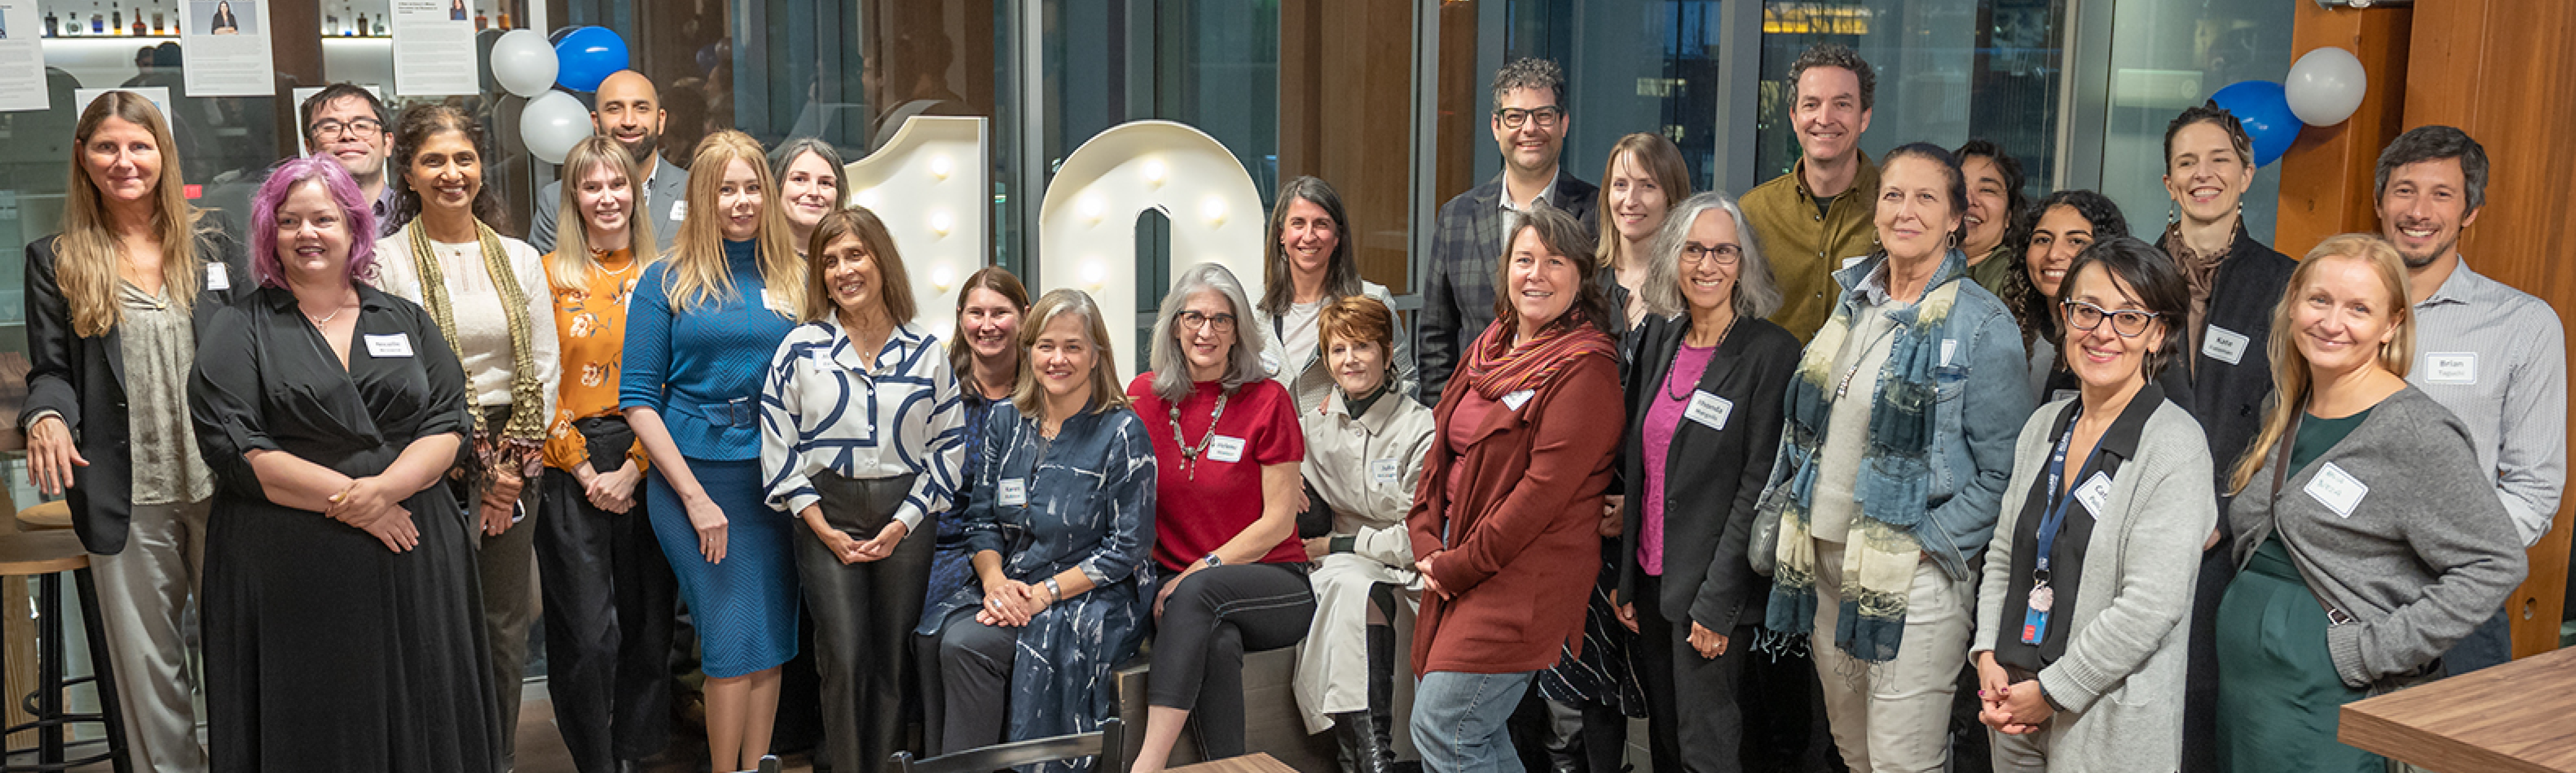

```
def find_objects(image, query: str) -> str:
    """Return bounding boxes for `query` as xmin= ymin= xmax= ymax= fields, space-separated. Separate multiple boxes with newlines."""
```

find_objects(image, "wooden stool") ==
xmin=0 ymin=529 xmax=129 ymax=772
xmin=12 ymin=502 xmax=69 ymax=532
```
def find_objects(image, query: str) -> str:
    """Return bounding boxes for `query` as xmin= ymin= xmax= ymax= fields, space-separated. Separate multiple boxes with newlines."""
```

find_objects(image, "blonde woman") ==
xmin=534 ymin=135 xmax=674 ymax=772
xmin=25 ymin=90 xmax=250 ymax=773
xmin=1594 ymin=132 xmax=1691 ymax=330
xmin=619 ymin=129 xmax=808 ymax=773
xmin=2214 ymin=234 xmax=2525 ymax=772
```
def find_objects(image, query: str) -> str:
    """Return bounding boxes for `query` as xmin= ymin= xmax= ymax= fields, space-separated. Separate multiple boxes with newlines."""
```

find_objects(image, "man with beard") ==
xmin=532 ymin=69 xmax=687 ymax=253
xmin=1741 ymin=43 xmax=1883 ymax=343
xmin=298 ymin=83 xmax=401 ymax=236
xmin=2380 ymin=124 xmax=2567 ymax=676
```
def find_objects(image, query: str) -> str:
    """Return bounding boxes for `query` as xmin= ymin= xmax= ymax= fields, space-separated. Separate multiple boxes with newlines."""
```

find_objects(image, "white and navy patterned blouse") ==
xmin=759 ymin=318 xmax=966 ymax=532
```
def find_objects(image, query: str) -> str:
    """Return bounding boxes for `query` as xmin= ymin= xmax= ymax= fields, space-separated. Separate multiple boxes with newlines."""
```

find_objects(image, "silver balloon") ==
xmin=519 ymin=91 xmax=593 ymax=165
xmin=491 ymin=30 xmax=560 ymax=100
xmin=2285 ymin=47 xmax=2368 ymax=127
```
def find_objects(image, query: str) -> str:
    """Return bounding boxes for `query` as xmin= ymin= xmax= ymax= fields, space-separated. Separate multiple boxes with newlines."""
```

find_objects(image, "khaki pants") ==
xmin=1809 ymin=540 xmax=1974 ymax=773
xmin=92 ymin=499 xmax=212 ymax=773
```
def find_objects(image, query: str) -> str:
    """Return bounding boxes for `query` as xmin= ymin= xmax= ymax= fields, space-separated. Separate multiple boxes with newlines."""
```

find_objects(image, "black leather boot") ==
xmin=1366 ymin=621 xmax=1410 ymax=773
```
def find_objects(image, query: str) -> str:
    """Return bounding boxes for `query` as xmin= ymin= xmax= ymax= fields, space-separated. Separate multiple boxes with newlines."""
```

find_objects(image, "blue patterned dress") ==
xmin=921 ymin=389 xmax=998 ymax=609
xmin=916 ymin=401 xmax=1157 ymax=771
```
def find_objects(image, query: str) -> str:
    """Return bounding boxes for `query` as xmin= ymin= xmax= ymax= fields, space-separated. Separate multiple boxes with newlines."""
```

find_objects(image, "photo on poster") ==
xmin=193 ymin=0 xmax=258 ymax=35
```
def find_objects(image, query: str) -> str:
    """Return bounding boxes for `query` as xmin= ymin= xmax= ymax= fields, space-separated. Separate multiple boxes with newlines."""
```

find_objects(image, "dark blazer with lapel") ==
xmin=23 ymin=228 xmax=255 ymax=554
xmin=529 ymin=153 xmax=687 ymax=254
xmin=1614 ymin=313 xmax=1800 ymax=630
xmin=1416 ymin=169 xmax=1599 ymax=404
xmin=2187 ymin=229 xmax=2295 ymax=484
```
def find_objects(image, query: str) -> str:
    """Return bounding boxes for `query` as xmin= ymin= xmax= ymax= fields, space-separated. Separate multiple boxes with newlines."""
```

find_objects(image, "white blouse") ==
xmin=370 ymin=226 xmax=561 ymax=417
xmin=759 ymin=317 xmax=966 ymax=532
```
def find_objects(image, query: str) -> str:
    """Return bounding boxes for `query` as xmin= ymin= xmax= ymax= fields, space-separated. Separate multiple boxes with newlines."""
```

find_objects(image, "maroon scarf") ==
xmin=1460 ymin=312 xmax=1617 ymax=400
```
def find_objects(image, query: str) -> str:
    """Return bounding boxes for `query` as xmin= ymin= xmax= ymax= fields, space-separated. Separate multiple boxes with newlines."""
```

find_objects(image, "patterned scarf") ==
xmin=1459 ymin=311 xmax=1617 ymax=401
xmin=407 ymin=220 xmax=547 ymax=480
xmin=1766 ymin=253 xmax=1970 ymax=663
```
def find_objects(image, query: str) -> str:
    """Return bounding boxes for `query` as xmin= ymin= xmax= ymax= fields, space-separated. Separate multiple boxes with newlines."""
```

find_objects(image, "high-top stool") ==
xmin=0 ymin=518 xmax=129 ymax=772
xmin=12 ymin=502 xmax=69 ymax=533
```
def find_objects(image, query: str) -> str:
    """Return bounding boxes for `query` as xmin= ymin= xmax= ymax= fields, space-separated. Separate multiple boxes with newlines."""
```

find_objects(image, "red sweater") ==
xmin=1127 ymin=375 xmax=1306 ymax=571
xmin=1406 ymin=353 xmax=1623 ymax=675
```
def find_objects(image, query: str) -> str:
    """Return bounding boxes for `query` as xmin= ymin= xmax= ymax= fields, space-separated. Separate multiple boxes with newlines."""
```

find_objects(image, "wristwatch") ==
xmin=1200 ymin=553 xmax=1225 ymax=569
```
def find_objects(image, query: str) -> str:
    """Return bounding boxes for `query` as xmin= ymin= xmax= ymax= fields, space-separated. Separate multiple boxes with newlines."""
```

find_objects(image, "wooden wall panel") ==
xmin=2272 ymin=2 xmax=2410 ymax=255
xmin=1279 ymin=0 xmax=1419 ymax=294
xmin=2403 ymin=0 xmax=2576 ymax=657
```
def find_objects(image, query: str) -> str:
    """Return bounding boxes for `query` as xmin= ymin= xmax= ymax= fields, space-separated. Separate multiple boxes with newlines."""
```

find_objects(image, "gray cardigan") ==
xmin=2225 ymin=386 xmax=2528 ymax=689
xmin=1975 ymin=396 xmax=2215 ymax=773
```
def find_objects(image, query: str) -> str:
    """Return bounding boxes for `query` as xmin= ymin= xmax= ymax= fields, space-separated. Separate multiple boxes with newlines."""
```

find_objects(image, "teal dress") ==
xmin=2216 ymin=409 xmax=2378 ymax=773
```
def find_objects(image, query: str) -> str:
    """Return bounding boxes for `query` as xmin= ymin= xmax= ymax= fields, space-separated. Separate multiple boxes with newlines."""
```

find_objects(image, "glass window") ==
xmin=1754 ymin=0 xmax=2068 ymax=202
xmin=1482 ymin=0 xmax=1730 ymax=192
xmin=2097 ymin=0 xmax=2292 ymax=244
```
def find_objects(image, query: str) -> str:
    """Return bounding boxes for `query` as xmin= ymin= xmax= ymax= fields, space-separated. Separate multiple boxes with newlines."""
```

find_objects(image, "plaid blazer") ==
xmin=1416 ymin=170 xmax=1599 ymax=404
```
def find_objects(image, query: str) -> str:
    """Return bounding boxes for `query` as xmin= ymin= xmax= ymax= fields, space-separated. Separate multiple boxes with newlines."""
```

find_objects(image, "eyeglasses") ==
xmin=1177 ymin=312 xmax=1238 ymax=332
xmin=1680 ymin=243 xmax=1742 ymax=268
xmin=308 ymin=118 xmax=383 ymax=140
xmin=1493 ymin=106 xmax=1565 ymax=130
xmin=2060 ymin=299 xmax=2162 ymax=338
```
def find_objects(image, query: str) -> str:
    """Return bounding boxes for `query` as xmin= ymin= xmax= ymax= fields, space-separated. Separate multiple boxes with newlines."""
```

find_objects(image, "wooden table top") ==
xmin=2340 ymin=646 xmax=2576 ymax=772
xmin=1165 ymin=753 xmax=1299 ymax=773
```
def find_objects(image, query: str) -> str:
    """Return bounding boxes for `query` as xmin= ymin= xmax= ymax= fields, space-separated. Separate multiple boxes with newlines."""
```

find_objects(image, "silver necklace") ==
xmin=305 ymin=304 xmax=348 ymax=326
xmin=1666 ymin=314 xmax=1741 ymax=401
xmin=1168 ymin=386 xmax=1232 ymax=480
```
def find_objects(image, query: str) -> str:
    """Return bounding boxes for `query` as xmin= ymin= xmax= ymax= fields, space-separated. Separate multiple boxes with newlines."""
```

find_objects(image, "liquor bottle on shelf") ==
xmin=374 ymin=14 xmax=386 ymax=35
xmin=131 ymin=7 xmax=147 ymax=36
xmin=355 ymin=13 xmax=369 ymax=36
xmin=497 ymin=7 xmax=511 ymax=28
xmin=153 ymin=9 xmax=166 ymax=35
xmin=46 ymin=9 xmax=60 ymax=36
xmin=325 ymin=7 xmax=338 ymax=36
xmin=474 ymin=7 xmax=487 ymax=30
xmin=110 ymin=2 xmax=122 ymax=35
xmin=91 ymin=2 xmax=106 ymax=35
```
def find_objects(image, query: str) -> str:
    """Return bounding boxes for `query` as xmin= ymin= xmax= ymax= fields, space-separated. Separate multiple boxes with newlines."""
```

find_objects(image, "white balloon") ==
xmin=491 ymin=30 xmax=560 ymax=99
xmin=520 ymin=92 xmax=592 ymax=165
xmin=2285 ymin=46 xmax=2368 ymax=126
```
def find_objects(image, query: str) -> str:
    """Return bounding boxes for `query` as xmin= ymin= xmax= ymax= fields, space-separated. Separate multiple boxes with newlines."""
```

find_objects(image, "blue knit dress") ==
xmin=619 ymin=239 xmax=802 ymax=677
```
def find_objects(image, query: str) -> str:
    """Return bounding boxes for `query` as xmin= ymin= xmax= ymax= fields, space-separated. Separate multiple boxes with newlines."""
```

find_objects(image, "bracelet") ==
xmin=1044 ymin=578 xmax=1063 ymax=604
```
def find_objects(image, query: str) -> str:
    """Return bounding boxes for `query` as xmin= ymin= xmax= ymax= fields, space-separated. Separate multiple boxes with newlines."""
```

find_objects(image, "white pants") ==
xmin=91 ymin=498 xmax=211 ymax=773
xmin=1809 ymin=539 xmax=1973 ymax=773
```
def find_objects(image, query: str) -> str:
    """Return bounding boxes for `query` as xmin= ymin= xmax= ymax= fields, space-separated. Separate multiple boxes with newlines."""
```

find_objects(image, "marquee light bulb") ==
xmin=854 ymin=188 xmax=883 ymax=210
xmin=1079 ymin=194 xmax=1106 ymax=223
xmin=1200 ymin=197 xmax=1226 ymax=225
xmin=929 ymin=263 xmax=958 ymax=291
xmin=1081 ymin=261 xmax=1108 ymax=289
xmin=1141 ymin=159 xmax=1168 ymax=187
xmin=929 ymin=155 xmax=953 ymax=180
xmin=930 ymin=211 xmax=954 ymax=236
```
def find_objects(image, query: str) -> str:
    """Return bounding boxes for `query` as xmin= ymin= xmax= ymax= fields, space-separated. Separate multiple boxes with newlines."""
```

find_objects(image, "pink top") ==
xmin=1641 ymin=342 xmax=1718 ymax=575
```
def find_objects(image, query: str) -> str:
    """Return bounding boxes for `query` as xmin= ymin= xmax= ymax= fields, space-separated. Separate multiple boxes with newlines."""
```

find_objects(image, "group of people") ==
xmin=20 ymin=43 xmax=2562 ymax=773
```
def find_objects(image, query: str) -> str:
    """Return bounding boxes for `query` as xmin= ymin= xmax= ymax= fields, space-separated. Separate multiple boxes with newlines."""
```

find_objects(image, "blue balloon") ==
xmin=553 ymin=26 xmax=631 ymax=93
xmin=2209 ymin=80 xmax=2302 ymax=167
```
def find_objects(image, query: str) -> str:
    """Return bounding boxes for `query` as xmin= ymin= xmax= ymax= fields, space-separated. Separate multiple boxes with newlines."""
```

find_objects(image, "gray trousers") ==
xmin=918 ymin=607 xmax=1019 ymax=756
xmin=465 ymin=464 xmax=544 ymax=767
xmin=93 ymin=498 xmax=211 ymax=773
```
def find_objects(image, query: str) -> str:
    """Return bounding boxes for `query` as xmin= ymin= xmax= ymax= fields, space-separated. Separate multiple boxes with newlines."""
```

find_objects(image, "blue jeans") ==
xmin=1411 ymin=671 xmax=1534 ymax=773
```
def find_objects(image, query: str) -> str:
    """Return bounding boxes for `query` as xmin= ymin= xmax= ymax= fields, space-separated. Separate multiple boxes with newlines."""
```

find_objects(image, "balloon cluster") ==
xmin=493 ymin=25 xmax=634 ymax=164
xmin=2209 ymin=46 xmax=2368 ymax=168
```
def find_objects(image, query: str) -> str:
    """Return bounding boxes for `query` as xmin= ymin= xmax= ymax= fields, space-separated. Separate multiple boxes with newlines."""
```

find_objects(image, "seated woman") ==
xmin=916 ymin=289 xmax=1157 ymax=771
xmin=2214 ymin=234 xmax=2525 ymax=772
xmin=1126 ymin=262 xmax=1316 ymax=773
xmin=1971 ymin=237 xmax=2216 ymax=771
xmin=1291 ymin=296 xmax=1437 ymax=773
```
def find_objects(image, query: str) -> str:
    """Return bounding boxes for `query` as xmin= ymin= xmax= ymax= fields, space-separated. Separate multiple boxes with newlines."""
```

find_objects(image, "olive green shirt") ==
xmin=1963 ymin=242 xmax=2016 ymax=300
xmin=1742 ymin=153 xmax=1882 ymax=343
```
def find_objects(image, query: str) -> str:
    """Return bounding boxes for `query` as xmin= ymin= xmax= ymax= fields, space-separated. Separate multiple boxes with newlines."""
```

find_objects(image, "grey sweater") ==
xmin=2226 ymin=386 xmax=2528 ymax=689
xmin=1975 ymin=396 xmax=2215 ymax=772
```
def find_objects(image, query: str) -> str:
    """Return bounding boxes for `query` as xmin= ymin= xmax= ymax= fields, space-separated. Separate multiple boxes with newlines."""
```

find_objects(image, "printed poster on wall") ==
xmin=0 ymin=1 xmax=45 ymax=111
xmin=391 ymin=0 xmax=477 ymax=96
xmin=74 ymin=87 xmax=174 ymax=123
xmin=179 ymin=0 xmax=277 ymax=96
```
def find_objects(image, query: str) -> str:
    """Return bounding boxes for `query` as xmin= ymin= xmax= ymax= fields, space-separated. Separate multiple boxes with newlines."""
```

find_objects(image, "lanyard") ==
xmin=2033 ymin=406 xmax=2089 ymax=580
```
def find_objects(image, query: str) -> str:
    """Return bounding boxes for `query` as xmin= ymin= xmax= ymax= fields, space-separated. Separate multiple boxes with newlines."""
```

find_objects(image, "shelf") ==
xmin=40 ymin=34 xmax=183 ymax=42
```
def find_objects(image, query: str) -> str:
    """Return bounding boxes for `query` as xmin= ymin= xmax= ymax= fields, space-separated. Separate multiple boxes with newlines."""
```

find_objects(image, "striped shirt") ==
xmin=2408 ymin=258 xmax=2568 ymax=546
xmin=759 ymin=318 xmax=966 ymax=532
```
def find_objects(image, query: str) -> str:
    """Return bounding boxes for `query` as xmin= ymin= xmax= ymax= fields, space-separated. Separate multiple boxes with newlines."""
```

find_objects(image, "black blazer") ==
xmin=2186 ymin=229 xmax=2295 ymax=483
xmin=1614 ymin=312 xmax=1800 ymax=630
xmin=24 ymin=228 xmax=254 ymax=554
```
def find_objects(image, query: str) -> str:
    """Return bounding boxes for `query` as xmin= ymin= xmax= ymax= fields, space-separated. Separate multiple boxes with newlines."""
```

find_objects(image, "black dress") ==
xmin=189 ymin=285 xmax=499 ymax=773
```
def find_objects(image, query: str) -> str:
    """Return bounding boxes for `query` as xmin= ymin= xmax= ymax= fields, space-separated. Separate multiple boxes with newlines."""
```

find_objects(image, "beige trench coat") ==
xmin=1291 ymin=379 xmax=1435 ymax=733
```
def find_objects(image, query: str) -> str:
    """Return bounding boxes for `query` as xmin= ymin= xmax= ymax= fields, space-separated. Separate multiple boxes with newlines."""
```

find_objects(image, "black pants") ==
xmin=2182 ymin=545 xmax=2232 ymax=773
xmin=1147 ymin=562 xmax=1318 ymax=759
xmin=917 ymin=606 xmax=1019 ymax=755
xmin=794 ymin=472 xmax=935 ymax=773
xmin=533 ymin=468 xmax=678 ymax=772
xmin=1633 ymin=574 xmax=1749 ymax=773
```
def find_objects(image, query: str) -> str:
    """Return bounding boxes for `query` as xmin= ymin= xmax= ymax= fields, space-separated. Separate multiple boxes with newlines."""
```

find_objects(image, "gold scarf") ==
xmin=407 ymin=220 xmax=547 ymax=479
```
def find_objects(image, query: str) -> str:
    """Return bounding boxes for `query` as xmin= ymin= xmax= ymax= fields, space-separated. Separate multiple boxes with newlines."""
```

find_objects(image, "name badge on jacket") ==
xmin=2305 ymin=462 xmax=2369 ymax=518
xmin=205 ymin=262 xmax=231 ymax=292
xmin=2203 ymin=326 xmax=2250 ymax=366
xmin=1686 ymin=391 xmax=1733 ymax=431
xmin=998 ymin=479 xmax=1027 ymax=508
xmin=1500 ymin=389 xmax=1536 ymax=411
xmin=365 ymin=333 xmax=412 ymax=358
xmin=668 ymin=200 xmax=689 ymax=222
xmin=2423 ymin=352 xmax=2478 ymax=385
xmin=1371 ymin=458 xmax=1400 ymax=486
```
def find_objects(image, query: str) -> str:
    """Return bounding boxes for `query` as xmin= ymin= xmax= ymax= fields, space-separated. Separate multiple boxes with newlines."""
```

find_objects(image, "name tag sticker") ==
xmin=2425 ymin=352 xmax=2478 ymax=385
xmin=2075 ymin=471 xmax=2114 ymax=517
xmin=668 ymin=199 xmax=688 ymax=222
xmin=1941 ymin=339 xmax=1958 ymax=367
xmin=998 ymin=479 xmax=1027 ymax=508
xmin=2305 ymin=462 xmax=2370 ymax=518
xmin=1207 ymin=435 xmax=1248 ymax=463
xmin=1371 ymin=458 xmax=1401 ymax=486
xmin=363 ymin=333 xmax=412 ymax=358
xmin=1686 ymin=391 xmax=1734 ymax=431
xmin=1500 ymin=389 xmax=1536 ymax=411
xmin=205 ymin=262 xmax=230 ymax=291
xmin=1259 ymin=349 xmax=1282 ymax=377
xmin=2203 ymin=325 xmax=2250 ymax=366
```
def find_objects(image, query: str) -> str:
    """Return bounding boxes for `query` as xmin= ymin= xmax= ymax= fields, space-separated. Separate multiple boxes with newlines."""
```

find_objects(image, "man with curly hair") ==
xmin=1743 ymin=42 xmax=1879 ymax=343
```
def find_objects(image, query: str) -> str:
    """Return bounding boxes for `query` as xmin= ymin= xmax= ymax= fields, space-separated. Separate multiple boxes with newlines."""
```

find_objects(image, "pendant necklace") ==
xmin=1666 ymin=314 xmax=1741 ymax=401
xmin=1168 ymin=386 xmax=1232 ymax=480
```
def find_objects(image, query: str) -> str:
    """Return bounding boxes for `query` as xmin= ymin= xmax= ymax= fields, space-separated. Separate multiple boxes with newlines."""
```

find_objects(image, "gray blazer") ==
xmin=1975 ymin=394 xmax=2215 ymax=772
xmin=2225 ymin=385 xmax=2527 ymax=689
xmin=529 ymin=153 xmax=686 ymax=254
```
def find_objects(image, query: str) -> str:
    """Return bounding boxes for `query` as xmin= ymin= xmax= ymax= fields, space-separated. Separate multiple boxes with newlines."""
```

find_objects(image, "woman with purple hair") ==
xmin=189 ymin=156 xmax=501 ymax=772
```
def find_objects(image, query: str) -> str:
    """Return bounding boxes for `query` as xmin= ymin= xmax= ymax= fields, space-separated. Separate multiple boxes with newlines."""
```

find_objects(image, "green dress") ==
xmin=2216 ymin=409 xmax=2379 ymax=773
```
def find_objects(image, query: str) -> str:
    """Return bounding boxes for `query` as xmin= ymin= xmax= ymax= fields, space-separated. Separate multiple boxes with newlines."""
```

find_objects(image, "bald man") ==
xmin=531 ymin=70 xmax=687 ymax=253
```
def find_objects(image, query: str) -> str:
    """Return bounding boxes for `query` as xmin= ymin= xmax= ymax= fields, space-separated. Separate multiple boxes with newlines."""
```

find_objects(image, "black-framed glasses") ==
xmin=308 ymin=118 xmax=383 ymax=140
xmin=1493 ymin=106 xmax=1564 ymax=130
xmin=1178 ymin=311 xmax=1238 ymax=332
xmin=2060 ymin=299 xmax=2161 ymax=338
xmin=1680 ymin=243 xmax=1742 ymax=268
